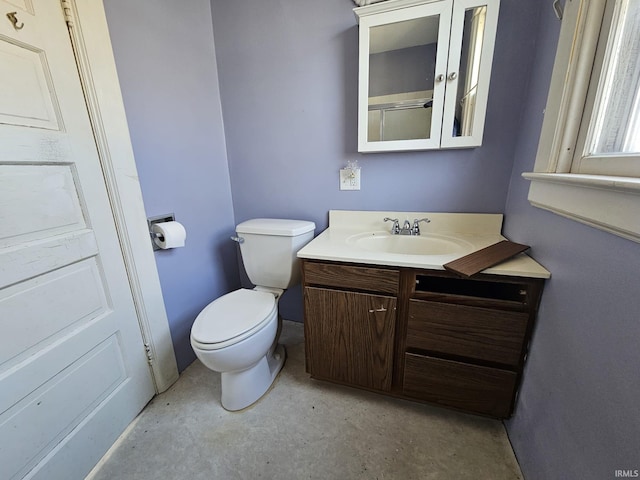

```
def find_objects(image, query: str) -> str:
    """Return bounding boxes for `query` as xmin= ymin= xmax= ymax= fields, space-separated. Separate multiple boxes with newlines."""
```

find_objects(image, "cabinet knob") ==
xmin=435 ymin=74 xmax=445 ymax=82
xmin=448 ymin=72 xmax=458 ymax=81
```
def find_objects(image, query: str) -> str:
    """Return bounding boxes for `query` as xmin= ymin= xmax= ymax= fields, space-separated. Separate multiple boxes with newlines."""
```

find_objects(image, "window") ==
xmin=573 ymin=0 xmax=640 ymax=176
xmin=524 ymin=0 xmax=640 ymax=243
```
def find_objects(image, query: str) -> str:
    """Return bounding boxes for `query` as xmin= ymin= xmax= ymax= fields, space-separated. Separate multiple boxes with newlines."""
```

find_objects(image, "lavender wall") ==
xmin=210 ymin=0 xmax=538 ymax=228
xmin=502 ymin=6 xmax=640 ymax=480
xmin=210 ymin=0 xmax=539 ymax=319
xmin=103 ymin=0 xmax=239 ymax=371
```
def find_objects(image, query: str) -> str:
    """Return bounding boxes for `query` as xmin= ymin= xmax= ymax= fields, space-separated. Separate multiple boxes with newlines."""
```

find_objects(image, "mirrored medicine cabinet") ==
xmin=354 ymin=0 xmax=500 ymax=152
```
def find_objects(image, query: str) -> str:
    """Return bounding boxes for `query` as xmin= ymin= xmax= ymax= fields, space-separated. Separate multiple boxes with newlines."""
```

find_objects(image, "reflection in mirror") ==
xmin=367 ymin=15 xmax=439 ymax=142
xmin=454 ymin=6 xmax=487 ymax=137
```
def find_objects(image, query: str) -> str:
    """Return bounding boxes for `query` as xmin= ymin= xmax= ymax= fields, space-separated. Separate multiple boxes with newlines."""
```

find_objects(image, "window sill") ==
xmin=522 ymin=172 xmax=640 ymax=243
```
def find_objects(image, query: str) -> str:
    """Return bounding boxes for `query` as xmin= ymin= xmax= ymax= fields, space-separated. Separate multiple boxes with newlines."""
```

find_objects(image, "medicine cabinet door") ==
xmin=441 ymin=0 xmax=499 ymax=148
xmin=357 ymin=1 xmax=452 ymax=152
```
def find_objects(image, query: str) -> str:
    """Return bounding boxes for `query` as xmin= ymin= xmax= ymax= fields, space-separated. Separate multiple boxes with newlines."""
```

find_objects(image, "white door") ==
xmin=0 ymin=1 xmax=156 ymax=479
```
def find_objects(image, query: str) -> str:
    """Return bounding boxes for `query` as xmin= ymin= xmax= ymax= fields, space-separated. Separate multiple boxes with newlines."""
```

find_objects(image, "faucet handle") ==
xmin=412 ymin=218 xmax=431 ymax=235
xmin=383 ymin=217 xmax=400 ymax=234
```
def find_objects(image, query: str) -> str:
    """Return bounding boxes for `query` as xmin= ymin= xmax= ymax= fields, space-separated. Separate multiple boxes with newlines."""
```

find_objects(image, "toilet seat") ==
xmin=191 ymin=289 xmax=277 ymax=351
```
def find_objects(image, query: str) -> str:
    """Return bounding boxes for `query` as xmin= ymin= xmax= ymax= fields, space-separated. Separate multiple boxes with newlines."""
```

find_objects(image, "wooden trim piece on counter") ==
xmin=443 ymin=241 xmax=530 ymax=277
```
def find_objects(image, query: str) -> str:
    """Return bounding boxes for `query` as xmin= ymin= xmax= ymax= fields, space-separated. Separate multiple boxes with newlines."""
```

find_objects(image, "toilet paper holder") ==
xmin=148 ymin=213 xmax=176 ymax=251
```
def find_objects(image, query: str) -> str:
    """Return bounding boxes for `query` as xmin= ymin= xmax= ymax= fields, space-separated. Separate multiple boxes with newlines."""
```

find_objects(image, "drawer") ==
xmin=302 ymin=261 xmax=398 ymax=294
xmin=407 ymin=300 xmax=528 ymax=367
xmin=403 ymin=353 xmax=517 ymax=418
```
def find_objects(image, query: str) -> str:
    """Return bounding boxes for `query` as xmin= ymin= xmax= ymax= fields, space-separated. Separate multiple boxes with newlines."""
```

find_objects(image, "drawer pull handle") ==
xmin=369 ymin=307 xmax=387 ymax=313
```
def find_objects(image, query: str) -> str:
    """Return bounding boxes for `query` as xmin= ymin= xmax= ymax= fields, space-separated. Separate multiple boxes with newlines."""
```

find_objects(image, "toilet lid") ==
xmin=191 ymin=289 xmax=276 ymax=345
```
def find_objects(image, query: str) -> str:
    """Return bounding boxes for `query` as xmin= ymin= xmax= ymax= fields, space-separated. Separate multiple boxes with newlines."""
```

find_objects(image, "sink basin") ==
xmin=347 ymin=231 xmax=473 ymax=256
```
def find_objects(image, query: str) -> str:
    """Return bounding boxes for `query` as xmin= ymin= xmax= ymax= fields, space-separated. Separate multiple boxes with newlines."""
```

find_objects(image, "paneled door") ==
xmin=0 ymin=1 xmax=155 ymax=479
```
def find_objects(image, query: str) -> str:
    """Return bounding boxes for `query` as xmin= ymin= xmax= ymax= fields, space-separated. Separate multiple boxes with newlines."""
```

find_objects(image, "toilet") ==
xmin=190 ymin=218 xmax=315 ymax=411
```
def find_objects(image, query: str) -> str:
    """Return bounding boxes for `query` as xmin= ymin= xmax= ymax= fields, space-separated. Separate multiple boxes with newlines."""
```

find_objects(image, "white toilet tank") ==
xmin=236 ymin=218 xmax=315 ymax=290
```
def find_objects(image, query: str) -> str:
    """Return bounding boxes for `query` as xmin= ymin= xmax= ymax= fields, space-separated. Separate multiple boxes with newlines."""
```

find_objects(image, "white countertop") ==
xmin=297 ymin=210 xmax=551 ymax=279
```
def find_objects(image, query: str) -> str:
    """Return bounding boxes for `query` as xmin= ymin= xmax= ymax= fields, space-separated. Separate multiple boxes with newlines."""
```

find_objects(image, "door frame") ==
xmin=61 ymin=0 xmax=179 ymax=392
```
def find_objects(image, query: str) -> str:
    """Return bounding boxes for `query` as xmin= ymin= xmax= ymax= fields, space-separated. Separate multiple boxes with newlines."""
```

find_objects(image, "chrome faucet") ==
xmin=384 ymin=217 xmax=430 ymax=235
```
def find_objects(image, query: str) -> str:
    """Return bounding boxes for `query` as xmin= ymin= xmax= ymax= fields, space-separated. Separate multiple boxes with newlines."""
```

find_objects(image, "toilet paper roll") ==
xmin=152 ymin=221 xmax=186 ymax=249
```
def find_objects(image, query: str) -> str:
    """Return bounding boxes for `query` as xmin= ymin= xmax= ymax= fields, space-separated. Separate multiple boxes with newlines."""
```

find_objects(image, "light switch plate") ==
xmin=340 ymin=168 xmax=361 ymax=190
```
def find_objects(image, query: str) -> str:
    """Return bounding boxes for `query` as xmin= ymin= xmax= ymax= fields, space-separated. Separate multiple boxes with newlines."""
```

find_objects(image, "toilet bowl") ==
xmin=191 ymin=289 xmax=284 ymax=411
xmin=190 ymin=218 xmax=315 ymax=411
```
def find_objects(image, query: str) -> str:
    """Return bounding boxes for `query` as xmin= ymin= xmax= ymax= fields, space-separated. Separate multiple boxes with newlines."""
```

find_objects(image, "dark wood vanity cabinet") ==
xmin=302 ymin=262 xmax=398 ymax=391
xmin=301 ymin=259 xmax=544 ymax=418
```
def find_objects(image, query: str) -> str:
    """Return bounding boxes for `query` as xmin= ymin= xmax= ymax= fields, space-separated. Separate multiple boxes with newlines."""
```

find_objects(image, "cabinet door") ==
xmin=441 ymin=0 xmax=500 ymax=148
xmin=304 ymin=287 xmax=396 ymax=391
xmin=357 ymin=0 xmax=452 ymax=152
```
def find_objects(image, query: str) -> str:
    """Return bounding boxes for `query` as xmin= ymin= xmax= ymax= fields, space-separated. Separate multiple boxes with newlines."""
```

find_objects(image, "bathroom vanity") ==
xmin=297 ymin=211 xmax=549 ymax=418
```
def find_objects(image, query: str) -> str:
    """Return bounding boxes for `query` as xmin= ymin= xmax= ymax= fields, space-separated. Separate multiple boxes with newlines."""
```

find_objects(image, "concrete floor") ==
xmin=88 ymin=321 xmax=523 ymax=480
